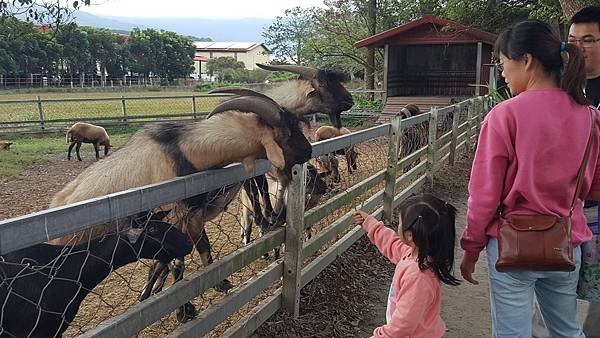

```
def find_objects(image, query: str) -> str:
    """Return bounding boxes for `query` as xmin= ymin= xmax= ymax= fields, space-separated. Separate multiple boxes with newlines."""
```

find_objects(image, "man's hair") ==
xmin=570 ymin=6 xmax=600 ymax=31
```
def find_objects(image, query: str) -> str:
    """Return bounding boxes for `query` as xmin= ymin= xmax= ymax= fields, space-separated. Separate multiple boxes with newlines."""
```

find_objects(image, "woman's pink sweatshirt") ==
xmin=363 ymin=215 xmax=445 ymax=338
xmin=461 ymin=89 xmax=600 ymax=263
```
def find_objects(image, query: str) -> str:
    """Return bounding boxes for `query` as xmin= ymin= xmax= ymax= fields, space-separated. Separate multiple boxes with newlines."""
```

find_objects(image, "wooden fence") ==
xmin=0 ymin=95 xmax=492 ymax=337
xmin=0 ymin=90 xmax=384 ymax=136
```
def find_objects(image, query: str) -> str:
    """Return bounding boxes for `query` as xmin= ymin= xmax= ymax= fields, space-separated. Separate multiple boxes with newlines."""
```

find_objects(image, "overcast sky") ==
xmin=81 ymin=0 xmax=325 ymax=18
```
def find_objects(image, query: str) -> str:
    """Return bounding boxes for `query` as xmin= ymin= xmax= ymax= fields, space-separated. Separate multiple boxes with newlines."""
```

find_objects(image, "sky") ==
xmin=80 ymin=0 xmax=326 ymax=19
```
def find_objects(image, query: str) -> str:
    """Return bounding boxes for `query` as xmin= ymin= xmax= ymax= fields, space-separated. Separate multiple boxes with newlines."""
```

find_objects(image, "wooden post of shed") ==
xmin=383 ymin=44 xmax=389 ymax=104
xmin=475 ymin=42 xmax=483 ymax=97
xmin=282 ymin=163 xmax=307 ymax=318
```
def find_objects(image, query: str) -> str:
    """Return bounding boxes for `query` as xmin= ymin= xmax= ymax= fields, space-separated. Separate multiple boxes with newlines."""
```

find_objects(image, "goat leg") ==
xmin=170 ymin=258 xmax=198 ymax=323
xmin=67 ymin=143 xmax=75 ymax=161
xmin=138 ymin=261 xmax=169 ymax=301
xmin=93 ymin=142 xmax=100 ymax=160
xmin=195 ymin=229 xmax=233 ymax=293
xmin=75 ymin=142 xmax=82 ymax=161
xmin=242 ymin=178 xmax=272 ymax=230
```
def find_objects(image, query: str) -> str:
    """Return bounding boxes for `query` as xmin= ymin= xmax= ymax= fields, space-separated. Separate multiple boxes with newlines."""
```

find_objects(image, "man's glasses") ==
xmin=567 ymin=37 xmax=600 ymax=48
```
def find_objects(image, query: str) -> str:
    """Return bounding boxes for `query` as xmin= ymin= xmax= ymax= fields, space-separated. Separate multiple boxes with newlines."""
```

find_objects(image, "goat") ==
xmin=399 ymin=104 xmax=428 ymax=160
xmin=313 ymin=126 xmax=359 ymax=184
xmin=49 ymin=95 xmax=312 ymax=322
xmin=240 ymin=163 xmax=329 ymax=259
xmin=0 ymin=213 xmax=192 ymax=338
xmin=0 ymin=142 xmax=12 ymax=151
xmin=211 ymin=63 xmax=354 ymax=129
xmin=66 ymin=122 xmax=111 ymax=161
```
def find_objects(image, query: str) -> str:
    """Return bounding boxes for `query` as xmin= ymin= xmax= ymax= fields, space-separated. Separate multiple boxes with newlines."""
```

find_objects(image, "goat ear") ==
xmin=125 ymin=227 xmax=144 ymax=243
xmin=260 ymin=136 xmax=285 ymax=170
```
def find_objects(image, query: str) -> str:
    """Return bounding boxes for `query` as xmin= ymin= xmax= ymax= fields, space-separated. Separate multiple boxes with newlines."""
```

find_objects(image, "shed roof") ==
xmin=194 ymin=42 xmax=270 ymax=53
xmin=356 ymin=14 xmax=497 ymax=48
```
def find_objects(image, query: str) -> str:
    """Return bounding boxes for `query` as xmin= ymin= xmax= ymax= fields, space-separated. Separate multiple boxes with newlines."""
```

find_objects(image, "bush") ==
xmin=353 ymin=95 xmax=382 ymax=110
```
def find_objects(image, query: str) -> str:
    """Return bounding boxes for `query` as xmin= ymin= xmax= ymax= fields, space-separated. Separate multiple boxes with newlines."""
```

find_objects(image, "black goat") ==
xmin=0 ymin=214 xmax=192 ymax=338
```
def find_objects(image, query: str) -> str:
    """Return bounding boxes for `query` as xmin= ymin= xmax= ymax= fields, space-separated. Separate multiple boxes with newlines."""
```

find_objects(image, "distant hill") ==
xmin=74 ymin=11 xmax=272 ymax=42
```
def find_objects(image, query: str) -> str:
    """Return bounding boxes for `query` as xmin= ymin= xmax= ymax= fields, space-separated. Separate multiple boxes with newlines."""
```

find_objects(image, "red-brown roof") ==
xmin=356 ymin=14 xmax=497 ymax=48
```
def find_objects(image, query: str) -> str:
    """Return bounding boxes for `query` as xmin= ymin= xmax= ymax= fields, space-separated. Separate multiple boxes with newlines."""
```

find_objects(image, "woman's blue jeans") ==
xmin=486 ymin=238 xmax=585 ymax=338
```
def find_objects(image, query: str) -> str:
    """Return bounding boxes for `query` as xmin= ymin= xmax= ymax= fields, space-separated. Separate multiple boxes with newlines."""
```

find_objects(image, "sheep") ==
xmin=398 ymin=104 xmax=428 ymax=160
xmin=313 ymin=126 xmax=359 ymax=184
xmin=48 ymin=95 xmax=312 ymax=322
xmin=66 ymin=122 xmax=111 ymax=161
xmin=210 ymin=63 xmax=354 ymax=128
xmin=240 ymin=163 xmax=329 ymax=259
xmin=0 ymin=212 xmax=192 ymax=338
xmin=0 ymin=142 xmax=12 ymax=151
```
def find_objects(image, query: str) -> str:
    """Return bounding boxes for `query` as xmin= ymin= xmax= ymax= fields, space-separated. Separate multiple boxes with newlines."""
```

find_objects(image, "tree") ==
xmin=1 ymin=0 xmax=90 ymax=26
xmin=559 ymin=0 xmax=598 ymax=18
xmin=206 ymin=56 xmax=245 ymax=80
xmin=55 ymin=23 xmax=95 ymax=79
xmin=262 ymin=6 xmax=315 ymax=65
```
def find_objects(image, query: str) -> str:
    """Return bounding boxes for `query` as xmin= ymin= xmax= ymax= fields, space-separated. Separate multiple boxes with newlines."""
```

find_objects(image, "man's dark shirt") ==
xmin=588 ymin=76 xmax=600 ymax=108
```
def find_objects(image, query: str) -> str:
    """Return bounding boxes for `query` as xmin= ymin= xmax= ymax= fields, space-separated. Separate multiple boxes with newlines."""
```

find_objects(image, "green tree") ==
xmin=262 ymin=6 xmax=315 ymax=65
xmin=55 ymin=23 xmax=95 ymax=79
xmin=206 ymin=56 xmax=245 ymax=79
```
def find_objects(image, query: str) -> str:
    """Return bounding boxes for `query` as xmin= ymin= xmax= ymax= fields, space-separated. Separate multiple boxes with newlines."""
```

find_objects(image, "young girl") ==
xmin=354 ymin=194 xmax=460 ymax=338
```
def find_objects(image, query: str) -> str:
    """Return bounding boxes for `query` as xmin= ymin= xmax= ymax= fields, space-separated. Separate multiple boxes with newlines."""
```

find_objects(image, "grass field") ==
xmin=0 ymin=127 xmax=136 ymax=179
xmin=0 ymin=90 xmax=228 ymax=123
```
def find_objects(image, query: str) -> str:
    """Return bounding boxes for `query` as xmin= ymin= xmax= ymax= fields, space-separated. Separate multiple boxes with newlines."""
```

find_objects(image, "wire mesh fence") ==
xmin=0 ymin=96 xmax=492 ymax=337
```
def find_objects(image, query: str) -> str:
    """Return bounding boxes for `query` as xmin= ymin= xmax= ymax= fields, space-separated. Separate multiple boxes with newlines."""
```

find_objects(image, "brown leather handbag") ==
xmin=495 ymin=108 xmax=596 ymax=272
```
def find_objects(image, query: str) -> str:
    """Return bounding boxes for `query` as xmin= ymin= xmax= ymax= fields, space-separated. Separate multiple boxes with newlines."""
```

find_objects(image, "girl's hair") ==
xmin=494 ymin=20 xmax=587 ymax=105
xmin=398 ymin=194 xmax=460 ymax=286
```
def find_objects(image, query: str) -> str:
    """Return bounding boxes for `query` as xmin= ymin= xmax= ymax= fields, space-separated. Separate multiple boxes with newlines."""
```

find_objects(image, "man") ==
xmin=570 ymin=6 xmax=600 ymax=337
xmin=532 ymin=6 xmax=600 ymax=338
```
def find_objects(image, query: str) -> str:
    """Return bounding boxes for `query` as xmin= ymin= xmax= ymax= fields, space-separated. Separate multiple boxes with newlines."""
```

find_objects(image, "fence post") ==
xmin=282 ymin=163 xmax=307 ymax=318
xmin=449 ymin=103 xmax=461 ymax=166
xmin=37 ymin=96 xmax=45 ymax=132
xmin=465 ymin=100 xmax=474 ymax=152
xmin=192 ymin=96 xmax=197 ymax=119
xmin=383 ymin=114 xmax=402 ymax=224
xmin=426 ymin=107 xmax=439 ymax=187
xmin=121 ymin=96 xmax=128 ymax=125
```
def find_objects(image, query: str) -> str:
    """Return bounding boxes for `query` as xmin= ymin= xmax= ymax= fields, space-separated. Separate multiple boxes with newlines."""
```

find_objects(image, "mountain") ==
xmin=73 ymin=11 xmax=272 ymax=42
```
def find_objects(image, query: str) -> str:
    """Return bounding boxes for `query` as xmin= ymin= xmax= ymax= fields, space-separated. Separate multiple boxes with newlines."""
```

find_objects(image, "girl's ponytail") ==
xmin=560 ymin=43 xmax=587 ymax=105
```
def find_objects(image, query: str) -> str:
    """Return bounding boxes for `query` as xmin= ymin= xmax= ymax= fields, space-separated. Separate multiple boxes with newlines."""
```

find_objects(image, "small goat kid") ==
xmin=66 ymin=122 xmax=111 ymax=161
xmin=313 ymin=126 xmax=358 ymax=184
xmin=0 ymin=215 xmax=192 ymax=338
xmin=0 ymin=142 xmax=12 ymax=151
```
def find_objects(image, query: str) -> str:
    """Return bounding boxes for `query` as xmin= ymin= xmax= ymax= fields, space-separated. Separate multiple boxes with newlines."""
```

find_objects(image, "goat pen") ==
xmin=0 ymin=96 xmax=492 ymax=337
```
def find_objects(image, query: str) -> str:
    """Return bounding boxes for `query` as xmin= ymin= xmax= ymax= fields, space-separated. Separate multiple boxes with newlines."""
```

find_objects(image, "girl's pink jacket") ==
xmin=363 ymin=215 xmax=445 ymax=338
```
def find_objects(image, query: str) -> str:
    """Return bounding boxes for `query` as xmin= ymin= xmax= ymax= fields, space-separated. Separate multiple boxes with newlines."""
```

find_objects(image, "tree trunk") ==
xmin=560 ymin=0 xmax=597 ymax=19
xmin=365 ymin=0 xmax=377 ymax=99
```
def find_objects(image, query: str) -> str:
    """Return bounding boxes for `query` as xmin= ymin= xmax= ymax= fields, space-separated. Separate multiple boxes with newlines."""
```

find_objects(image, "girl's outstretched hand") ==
xmin=353 ymin=210 xmax=370 ymax=225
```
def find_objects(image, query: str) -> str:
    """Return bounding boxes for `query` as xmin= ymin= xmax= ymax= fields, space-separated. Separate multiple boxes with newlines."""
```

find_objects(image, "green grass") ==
xmin=0 ymin=90 xmax=227 ymax=123
xmin=0 ymin=127 xmax=136 ymax=179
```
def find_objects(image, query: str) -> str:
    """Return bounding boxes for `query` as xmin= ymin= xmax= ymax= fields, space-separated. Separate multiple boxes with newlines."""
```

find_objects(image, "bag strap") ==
xmin=570 ymin=107 xmax=597 ymax=214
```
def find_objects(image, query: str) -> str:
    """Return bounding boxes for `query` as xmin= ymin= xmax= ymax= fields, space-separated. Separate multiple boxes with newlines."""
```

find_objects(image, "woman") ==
xmin=460 ymin=20 xmax=600 ymax=337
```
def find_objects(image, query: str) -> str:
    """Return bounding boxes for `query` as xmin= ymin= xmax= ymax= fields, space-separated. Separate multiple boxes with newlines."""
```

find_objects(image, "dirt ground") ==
xmin=1 ymin=146 xmax=590 ymax=337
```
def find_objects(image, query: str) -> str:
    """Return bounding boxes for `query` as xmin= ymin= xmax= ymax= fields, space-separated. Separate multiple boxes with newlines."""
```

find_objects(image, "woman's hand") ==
xmin=460 ymin=257 xmax=479 ymax=285
xmin=353 ymin=210 xmax=370 ymax=225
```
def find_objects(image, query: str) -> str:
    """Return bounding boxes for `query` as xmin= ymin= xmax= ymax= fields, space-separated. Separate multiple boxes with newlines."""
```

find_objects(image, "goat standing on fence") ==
xmin=48 ymin=95 xmax=312 ymax=322
xmin=66 ymin=122 xmax=111 ymax=161
xmin=0 ymin=213 xmax=192 ymax=338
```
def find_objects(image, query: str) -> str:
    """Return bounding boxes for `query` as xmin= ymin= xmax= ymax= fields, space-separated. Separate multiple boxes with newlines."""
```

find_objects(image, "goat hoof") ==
xmin=214 ymin=279 xmax=233 ymax=293
xmin=175 ymin=302 xmax=197 ymax=323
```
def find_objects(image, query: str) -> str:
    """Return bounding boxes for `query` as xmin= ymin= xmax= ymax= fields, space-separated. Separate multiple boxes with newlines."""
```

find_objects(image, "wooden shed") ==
xmin=356 ymin=15 xmax=497 ymax=122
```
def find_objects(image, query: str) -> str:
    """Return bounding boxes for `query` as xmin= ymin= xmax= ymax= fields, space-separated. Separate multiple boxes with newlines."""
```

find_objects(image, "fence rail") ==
xmin=0 ymin=95 xmax=492 ymax=337
xmin=0 ymin=90 xmax=383 ymax=135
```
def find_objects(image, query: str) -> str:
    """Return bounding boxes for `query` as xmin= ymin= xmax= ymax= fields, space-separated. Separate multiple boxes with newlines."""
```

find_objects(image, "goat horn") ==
xmin=209 ymin=88 xmax=279 ymax=106
xmin=256 ymin=63 xmax=318 ymax=79
xmin=208 ymin=96 xmax=282 ymax=126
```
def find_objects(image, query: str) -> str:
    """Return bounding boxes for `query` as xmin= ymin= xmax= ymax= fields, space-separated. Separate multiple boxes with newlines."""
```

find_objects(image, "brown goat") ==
xmin=66 ymin=122 xmax=111 ymax=161
xmin=313 ymin=126 xmax=358 ymax=183
xmin=0 ymin=142 xmax=13 ymax=150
